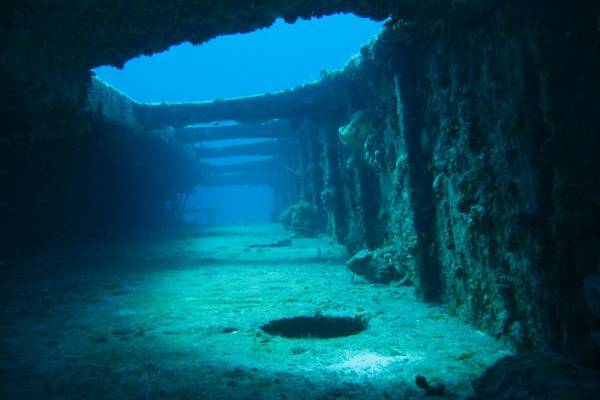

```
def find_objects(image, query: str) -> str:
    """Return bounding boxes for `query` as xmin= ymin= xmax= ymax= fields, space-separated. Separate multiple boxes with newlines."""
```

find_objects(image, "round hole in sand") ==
xmin=261 ymin=315 xmax=367 ymax=339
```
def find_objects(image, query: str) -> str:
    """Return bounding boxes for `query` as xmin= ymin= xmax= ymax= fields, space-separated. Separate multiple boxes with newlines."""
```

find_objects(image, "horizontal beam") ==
xmin=90 ymin=64 xmax=368 ymax=132
xmin=133 ymin=72 xmax=358 ymax=130
xmin=201 ymin=172 xmax=281 ymax=187
xmin=195 ymin=140 xmax=291 ymax=159
xmin=175 ymin=120 xmax=293 ymax=143
xmin=205 ymin=159 xmax=283 ymax=175
xmin=88 ymin=78 xmax=140 ymax=129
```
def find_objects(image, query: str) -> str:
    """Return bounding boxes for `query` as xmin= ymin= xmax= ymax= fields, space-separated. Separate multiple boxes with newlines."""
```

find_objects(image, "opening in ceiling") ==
xmin=93 ymin=14 xmax=384 ymax=103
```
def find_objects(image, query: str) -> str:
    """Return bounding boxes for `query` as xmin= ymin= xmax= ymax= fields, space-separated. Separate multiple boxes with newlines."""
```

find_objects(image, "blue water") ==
xmin=94 ymin=14 xmax=383 ymax=225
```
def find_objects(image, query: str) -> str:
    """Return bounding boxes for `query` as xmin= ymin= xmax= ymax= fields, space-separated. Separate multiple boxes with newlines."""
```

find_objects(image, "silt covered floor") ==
xmin=0 ymin=225 xmax=510 ymax=399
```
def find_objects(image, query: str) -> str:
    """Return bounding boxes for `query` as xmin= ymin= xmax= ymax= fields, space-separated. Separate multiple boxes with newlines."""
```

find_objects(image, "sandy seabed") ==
xmin=0 ymin=225 xmax=510 ymax=399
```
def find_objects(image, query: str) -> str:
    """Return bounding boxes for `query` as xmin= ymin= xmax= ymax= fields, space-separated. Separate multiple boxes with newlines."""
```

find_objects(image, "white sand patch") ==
xmin=330 ymin=352 xmax=397 ymax=376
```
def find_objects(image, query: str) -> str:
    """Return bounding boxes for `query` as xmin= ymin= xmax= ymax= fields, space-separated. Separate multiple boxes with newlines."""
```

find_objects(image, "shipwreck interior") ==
xmin=1 ymin=1 xmax=600 ymax=399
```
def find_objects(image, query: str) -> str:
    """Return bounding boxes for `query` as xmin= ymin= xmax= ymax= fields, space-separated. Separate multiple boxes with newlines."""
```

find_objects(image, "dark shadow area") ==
xmin=0 ymin=349 xmax=414 ymax=399
xmin=261 ymin=315 xmax=367 ymax=339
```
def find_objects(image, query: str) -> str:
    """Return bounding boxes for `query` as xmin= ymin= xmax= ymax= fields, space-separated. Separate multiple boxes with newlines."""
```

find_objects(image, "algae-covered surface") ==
xmin=0 ymin=225 xmax=510 ymax=399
